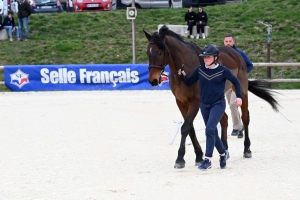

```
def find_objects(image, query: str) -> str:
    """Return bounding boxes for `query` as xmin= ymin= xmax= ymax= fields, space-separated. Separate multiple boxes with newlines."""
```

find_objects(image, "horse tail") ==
xmin=248 ymin=80 xmax=280 ymax=112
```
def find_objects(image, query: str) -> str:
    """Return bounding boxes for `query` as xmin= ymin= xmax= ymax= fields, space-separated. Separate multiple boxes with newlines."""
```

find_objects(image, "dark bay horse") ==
xmin=143 ymin=25 xmax=280 ymax=169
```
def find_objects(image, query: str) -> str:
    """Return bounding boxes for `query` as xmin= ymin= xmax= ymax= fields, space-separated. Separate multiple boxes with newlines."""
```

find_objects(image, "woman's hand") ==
xmin=178 ymin=69 xmax=186 ymax=76
xmin=235 ymin=98 xmax=242 ymax=107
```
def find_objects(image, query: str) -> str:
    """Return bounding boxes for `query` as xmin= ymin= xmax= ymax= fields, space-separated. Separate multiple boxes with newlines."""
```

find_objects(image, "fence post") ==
xmin=267 ymin=42 xmax=271 ymax=78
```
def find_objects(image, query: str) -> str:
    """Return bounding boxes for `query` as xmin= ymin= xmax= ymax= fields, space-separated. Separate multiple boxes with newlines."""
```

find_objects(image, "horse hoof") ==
xmin=226 ymin=150 xmax=230 ymax=160
xmin=195 ymin=161 xmax=203 ymax=166
xmin=174 ymin=162 xmax=185 ymax=169
xmin=243 ymin=152 xmax=252 ymax=158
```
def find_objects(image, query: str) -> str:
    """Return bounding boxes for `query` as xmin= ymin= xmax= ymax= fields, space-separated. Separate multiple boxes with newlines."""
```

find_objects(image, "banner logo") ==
xmin=10 ymin=69 xmax=29 ymax=88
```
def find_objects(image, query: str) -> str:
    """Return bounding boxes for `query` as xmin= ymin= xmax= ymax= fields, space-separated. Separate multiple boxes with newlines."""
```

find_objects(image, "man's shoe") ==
xmin=231 ymin=129 xmax=239 ymax=136
xmin=219 ymin=152 xmax=227 ymax=169
xmin=184 ymin=30 xmax=188 ymax=34
xmin=190 ymin=35 xmax=195 ymax=39
xmin=198 ymin=158 xmax=211 ymax=170
xmin=237 ymin=125 xmax=244 ymax=138
xmin=10 ymin=38 xmax=13 ymax=42
xmin=238 ymin=131 xmax=244 ymax=138
xmin=24 ymin=38 xmax=28 ymax=42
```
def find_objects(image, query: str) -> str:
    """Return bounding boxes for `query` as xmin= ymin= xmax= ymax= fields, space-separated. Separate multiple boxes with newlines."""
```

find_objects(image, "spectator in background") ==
xmin=0 ymin=14 xmax=3 ymax=30
xmin=3 ymin=11 xmax=19 ymax=41
xmin=17 ymin=0 xmax=31 ymax=41
xmin=184 ymin=6 xmax=196 ymax=38
xmin=196 ymin=6 xmax=208 ymax=39
xmin=223 ymin=34 xmax=253 ymax=138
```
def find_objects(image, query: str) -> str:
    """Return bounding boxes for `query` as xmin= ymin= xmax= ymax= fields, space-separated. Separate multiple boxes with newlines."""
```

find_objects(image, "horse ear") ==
xmin=143 ymin=30 xmax=152 ymax=41
xmin=160 ymin=28 xmax=167 ymax=39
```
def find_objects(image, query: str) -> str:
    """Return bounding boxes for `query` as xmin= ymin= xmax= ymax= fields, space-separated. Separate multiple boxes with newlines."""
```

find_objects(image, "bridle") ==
xmin=147 ymin=42 xmax=168 ymax=72
xmin=147 ymin=42 xmax=184 ymax=85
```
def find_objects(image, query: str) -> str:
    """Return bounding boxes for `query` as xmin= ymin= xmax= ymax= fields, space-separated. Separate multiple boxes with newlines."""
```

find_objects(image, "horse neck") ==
xmin=165 ymin=37 xmax=188 ymax=74
xmin=165 ymin=36 xmax=202 ymax=74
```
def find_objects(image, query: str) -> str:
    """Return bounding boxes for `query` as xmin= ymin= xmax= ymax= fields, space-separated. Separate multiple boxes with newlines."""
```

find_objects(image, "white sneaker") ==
xmin=10 ymin=38 xmax=13 ymax=42
xmin=190 ymin=35 xmax=195 ymax=39
xmin=196 ymin=34 xmax=199 ymax=39
xmin=184 ymin=30 xmax=188 ymax=34
xmin=202 ymin=33 xmax=206 ymax=39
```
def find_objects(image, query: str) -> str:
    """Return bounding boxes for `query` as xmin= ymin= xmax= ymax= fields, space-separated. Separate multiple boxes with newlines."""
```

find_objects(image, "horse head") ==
xmin=143 ymin=29 xmax=169 ymax=86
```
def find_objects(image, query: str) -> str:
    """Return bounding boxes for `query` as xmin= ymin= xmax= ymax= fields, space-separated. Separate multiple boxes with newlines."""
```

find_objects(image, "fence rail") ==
xmin=253 ymin=63 xmax=300 ymax=67
xmin=1 ymin=63 xmax=300 ymax=85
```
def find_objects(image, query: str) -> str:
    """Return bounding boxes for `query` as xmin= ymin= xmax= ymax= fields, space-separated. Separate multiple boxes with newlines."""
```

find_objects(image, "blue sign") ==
xmin=4 ymin=64 xmax=171 ymax=91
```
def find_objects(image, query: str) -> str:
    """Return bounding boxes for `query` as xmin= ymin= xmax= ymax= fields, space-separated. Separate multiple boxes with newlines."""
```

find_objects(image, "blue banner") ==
xmin=4 ymin=64 xmax=171 ymax=91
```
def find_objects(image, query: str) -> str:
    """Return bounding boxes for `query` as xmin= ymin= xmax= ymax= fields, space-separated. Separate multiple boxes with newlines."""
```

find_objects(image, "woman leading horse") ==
xmin=178 ymin=44 xmax=242 ymax=170
xmin=143 ymin=25 xmax=279 ymax=169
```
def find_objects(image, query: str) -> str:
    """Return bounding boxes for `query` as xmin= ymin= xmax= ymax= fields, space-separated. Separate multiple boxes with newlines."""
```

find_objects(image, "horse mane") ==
xmin=149 ymin=32 xmax=168 ymax=51
xmin=158 ymin=25 xmax=202 ymax=53
xmin=159 ymin=25 xmax=186 ymax=43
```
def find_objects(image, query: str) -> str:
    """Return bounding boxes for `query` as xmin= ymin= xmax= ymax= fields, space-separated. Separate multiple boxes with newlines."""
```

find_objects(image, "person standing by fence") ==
xmin=17 ymin=0 xmax=31 ymax=41
xmin=0 ymin=14 xmax=3 ymax=30
xmin=223 ymin=34 xmax=253 ymax=138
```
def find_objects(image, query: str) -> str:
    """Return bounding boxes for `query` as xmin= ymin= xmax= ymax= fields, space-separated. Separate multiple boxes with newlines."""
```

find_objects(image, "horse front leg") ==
xmin=189 ymin=124 xmax=204 ymax=166
xmin=241 ymin=94 xmax=251 ymax=158
xmin=174 ymin=99 xmax=202 ymax=169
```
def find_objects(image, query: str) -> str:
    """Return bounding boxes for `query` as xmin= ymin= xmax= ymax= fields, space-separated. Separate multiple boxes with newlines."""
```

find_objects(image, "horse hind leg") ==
xmin=241 ymin=94 xmax=251 ymax=158
xmin=220 ymin=112 xmax=230 ymax=159
xmin=220 ymin=112 xmax=229 ymax=150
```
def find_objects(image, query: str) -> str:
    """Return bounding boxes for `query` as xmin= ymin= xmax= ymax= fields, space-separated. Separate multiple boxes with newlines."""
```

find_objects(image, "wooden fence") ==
xmin=0 ymin=63 xmax=300 ymax=85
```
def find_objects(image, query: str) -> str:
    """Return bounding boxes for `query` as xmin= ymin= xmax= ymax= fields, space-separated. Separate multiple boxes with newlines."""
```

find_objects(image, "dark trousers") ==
xmin=197 ymin=24 xmax=205 ymax=34
xmin=200 ymin=98 xmax=226 ymax=158
xmin=187 ymin=21 xmax=196 ymax=35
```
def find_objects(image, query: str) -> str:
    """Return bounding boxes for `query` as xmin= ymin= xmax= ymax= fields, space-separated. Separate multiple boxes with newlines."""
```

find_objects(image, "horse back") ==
xmin=218 ymin=46 xmax=248 ymax=94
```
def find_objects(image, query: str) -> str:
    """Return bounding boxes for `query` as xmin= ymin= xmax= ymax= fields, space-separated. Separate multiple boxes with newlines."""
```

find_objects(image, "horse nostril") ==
xmin=149 ymin=79 xmax=158 ymax=86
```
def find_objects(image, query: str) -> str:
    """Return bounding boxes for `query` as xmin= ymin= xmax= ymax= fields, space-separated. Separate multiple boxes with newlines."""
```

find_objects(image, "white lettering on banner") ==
xmin=40 ymin=68 xmax=139 ymax=86
xmin=80 ymin=68 xmax=139 ymax=87
xmin=41 ymin=68 xmax=77 ymax=84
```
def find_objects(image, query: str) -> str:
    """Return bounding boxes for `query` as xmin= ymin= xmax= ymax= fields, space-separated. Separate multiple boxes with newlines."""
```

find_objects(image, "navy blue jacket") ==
xmin=3 ymin=16 xmax=16 ymax=27
xmin=184 ymin=65 xmax=242 ymax=104
xmin=232 ymin=45 xmax=253 ymax=73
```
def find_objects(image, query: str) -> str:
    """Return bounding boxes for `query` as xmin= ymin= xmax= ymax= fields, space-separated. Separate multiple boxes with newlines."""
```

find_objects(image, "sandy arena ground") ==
xmin=0 ymin=90 xmax=300 ymax=199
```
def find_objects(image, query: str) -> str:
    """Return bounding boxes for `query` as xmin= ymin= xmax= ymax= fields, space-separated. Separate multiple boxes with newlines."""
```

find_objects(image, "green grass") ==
xmin=1 ymin=0 xmax=299 ymax=90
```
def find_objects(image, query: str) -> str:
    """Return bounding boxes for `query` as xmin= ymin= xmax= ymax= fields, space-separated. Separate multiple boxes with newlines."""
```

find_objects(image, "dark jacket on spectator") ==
xmin=3 ymin=16 xmax=16 ymax=27
xmin=196 ymin=11 xmax=208 ymax=25
xmin=185 ymin=11 xmax=196 ymax=22
xmin=232 ymin=45 xmax=253 ymax=73
xmin=0 ymin=15 xmax=2 ymax=30
xmin=18 ymin=0 xmax=32 ymax=18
